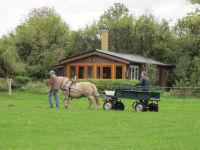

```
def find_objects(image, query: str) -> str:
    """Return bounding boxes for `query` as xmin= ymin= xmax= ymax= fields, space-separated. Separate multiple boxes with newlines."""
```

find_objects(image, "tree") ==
xmin=172 ymin=10 xmax=200 ymax=85
xmin=98 ymin=3 xmax=174 ymax=63
xmin=15 ymin=7 xmax=70 ymax=78
xmin=151 ymin=20 xmax=175 ymax=62
xmin=133 ymin=14 xmax=157 ymax=56
xmin=0 ymin=34 xmax=24 ymax=95
xmin=98 ymin=3 xmax=134 ymax=52
xmin=175 ymin=12 xmax=200 ymax=58
xmin=65 ymin=22 xmax=100 ymax=57
xmin=188 ymin=0 xmax=200 ymax=4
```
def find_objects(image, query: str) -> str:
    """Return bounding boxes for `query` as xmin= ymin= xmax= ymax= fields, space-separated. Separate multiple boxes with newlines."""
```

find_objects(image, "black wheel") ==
xmin=149 ymin=102 xmax=154 ymax=111
xmin=113 ymin=101 xmax=125 ymax=111
xmin=135 ymin=103 xmax=145 ymax=112
xmin=154 ymin=104 xmax=159 ymax=112
xmin=149 ymin=103 xmax=159 ymax=112
xmin=103 ymin=101 xmax=113 ymax=110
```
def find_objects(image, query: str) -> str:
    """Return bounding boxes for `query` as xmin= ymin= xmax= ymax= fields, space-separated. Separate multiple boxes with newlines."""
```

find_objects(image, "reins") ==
xmin=59 ymin=77 xmax=101 ymax=98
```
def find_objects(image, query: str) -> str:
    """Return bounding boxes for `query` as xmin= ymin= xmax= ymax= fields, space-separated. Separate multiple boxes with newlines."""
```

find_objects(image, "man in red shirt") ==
xmin=48 ymin=70 xmax=59 ymax=108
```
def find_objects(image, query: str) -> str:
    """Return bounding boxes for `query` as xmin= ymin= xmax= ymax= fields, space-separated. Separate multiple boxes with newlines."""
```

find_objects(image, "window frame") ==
xmin=130 ymin=65 xmax=139 ymax=80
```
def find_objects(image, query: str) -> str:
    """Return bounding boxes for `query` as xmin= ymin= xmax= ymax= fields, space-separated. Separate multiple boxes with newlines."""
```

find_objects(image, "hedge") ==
xmin=79 ymin=78 xmax=139 ymax=93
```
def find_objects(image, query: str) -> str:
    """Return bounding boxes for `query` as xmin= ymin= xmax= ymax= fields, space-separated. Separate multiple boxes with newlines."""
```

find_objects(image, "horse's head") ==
xmin=58 ymin=76 xmax=69 ymax=89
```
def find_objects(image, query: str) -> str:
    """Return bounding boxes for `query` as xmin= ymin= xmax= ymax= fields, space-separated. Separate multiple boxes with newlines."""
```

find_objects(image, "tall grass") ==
xmin=0 ymin=91 xmax=200 ymax=150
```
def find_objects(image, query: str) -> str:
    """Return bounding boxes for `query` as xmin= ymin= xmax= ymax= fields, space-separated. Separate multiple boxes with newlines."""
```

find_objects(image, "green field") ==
xmin=0 ymin=91 xmax=200 ymax=150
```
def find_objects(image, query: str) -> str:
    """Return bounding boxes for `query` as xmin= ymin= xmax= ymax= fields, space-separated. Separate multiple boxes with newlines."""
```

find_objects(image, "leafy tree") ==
xmin=175 ymin=13 xmax=200 ymax=58
xmin=65 ymin=23 xmax=100 ymax=57
xmin=132 ymin=13 xmax=175 ymax=64
xmin=173 ymin=10 xmax=200 ymax=86
xmin=188 ymin=0 xmax=200 ymax=4
xmin=133 ymin=14 xmax=157 ymax=56
xmin=190 ymin=56 xmax=200 ymax=85
xmin=145 ymin=64 xmax=157 ymax=85
xmin=0 ymin=34 xmax=24 ymax=95
xmin=151 ymin=20 xmax=175 ymax=62
xmin=98 ymin=3 xmax=174 ymax=64
xmin=98 ymin=3 xmax=134 ymax=52
xmin=15 ymin=7 xmax=70 ymax=78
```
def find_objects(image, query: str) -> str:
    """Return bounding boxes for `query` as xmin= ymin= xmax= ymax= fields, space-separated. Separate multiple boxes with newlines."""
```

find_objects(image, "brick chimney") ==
xmin=101 ymin=29 xmax=108 ymax=50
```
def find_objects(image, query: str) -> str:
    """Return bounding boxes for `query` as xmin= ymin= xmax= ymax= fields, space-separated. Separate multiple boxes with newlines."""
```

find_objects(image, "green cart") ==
xmin=103 ymin=84 xmax=161 ymax=112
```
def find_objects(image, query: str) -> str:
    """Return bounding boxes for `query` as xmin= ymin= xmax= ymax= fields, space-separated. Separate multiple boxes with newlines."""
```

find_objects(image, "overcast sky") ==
xmin=0 ymin=0 xmax=195 ymax=37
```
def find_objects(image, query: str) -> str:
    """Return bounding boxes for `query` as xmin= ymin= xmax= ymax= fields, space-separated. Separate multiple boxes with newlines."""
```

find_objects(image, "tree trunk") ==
xmin=6 ymin=77 xmax=12 ymax=96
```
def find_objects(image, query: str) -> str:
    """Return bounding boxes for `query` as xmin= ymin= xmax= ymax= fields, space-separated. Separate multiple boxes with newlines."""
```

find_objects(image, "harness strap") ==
xmin=60 ymin=78 xmax=74 ymax=99
xmin=68 ymin=81 xmax=74 ymax=98
xmin=60 ymin=77 xmax=66 ymax=90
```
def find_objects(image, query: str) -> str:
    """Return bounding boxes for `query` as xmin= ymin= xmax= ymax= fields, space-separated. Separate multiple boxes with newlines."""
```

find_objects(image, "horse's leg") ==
xmin=88 ymin=95 xmax=95 ymax=109
xmin=91 ymin=85 xmax=100 ymax=108
xmin=95 ymin=96 xmax=100 ymax=108
xmin=63 ymin=93 xmax=70 ymax=108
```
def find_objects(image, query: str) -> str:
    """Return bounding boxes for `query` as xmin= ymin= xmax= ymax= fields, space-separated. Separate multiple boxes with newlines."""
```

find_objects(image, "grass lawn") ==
xmin=0 ymin=91 xmax=200 ymax=150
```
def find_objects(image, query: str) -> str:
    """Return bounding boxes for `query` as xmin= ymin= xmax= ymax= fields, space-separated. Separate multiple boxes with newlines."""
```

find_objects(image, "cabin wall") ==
xmin=63 ymin=55 xmax=126 ymax=79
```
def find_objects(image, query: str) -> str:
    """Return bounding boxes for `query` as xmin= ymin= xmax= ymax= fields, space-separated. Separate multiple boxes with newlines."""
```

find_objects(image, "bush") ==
xmin=170 ymin=79 xmax=192 ymax=97
xmin=79 ymin=79 xmax=139 ymax=93
xmin=14 ymin=76 xmax=32 ymax=85
xmin=43 ymin=79 xmax=50 ymax=87
xmin=0 ymin=78 xmax=7 ymax=91
xmin=25 ymin=81 xmax=48 ymax=89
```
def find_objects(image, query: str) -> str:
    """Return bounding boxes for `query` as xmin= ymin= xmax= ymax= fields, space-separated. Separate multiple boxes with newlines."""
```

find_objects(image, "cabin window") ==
xmin=130 ymin=65 xmax=139 ymax=80
xmin=70 ymin=66 xmax=76 ymax=78
xmin=87 ymin=66 xmax=93 ymax=78
xmin=103 ymin=67 xmax=111 ymax=79
xmin=78 ymin=66 xmax=84 ymax=79
xmin=116 ymin=66 xmax=122 ymax=79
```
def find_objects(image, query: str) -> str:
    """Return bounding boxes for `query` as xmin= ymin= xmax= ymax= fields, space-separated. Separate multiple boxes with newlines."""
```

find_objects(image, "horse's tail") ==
xmin=92 ymin=84 xmax=100 ymax=106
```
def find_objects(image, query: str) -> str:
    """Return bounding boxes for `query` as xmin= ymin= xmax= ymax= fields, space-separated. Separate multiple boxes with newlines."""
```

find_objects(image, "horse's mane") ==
xmin=58 ymin=76 xmax=69 ymax=87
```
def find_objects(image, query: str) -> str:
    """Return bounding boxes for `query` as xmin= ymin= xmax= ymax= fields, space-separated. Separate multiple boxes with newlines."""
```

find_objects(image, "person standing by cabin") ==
xmin=48 ymin=70 xmax=59 ymax=108
xmin=135 ymin=71 xmax=150 ymax=91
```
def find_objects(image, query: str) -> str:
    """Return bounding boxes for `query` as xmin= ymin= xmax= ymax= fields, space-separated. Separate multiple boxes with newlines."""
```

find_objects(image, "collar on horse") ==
xmin=60 ymin=77 xmax=74 ymax=91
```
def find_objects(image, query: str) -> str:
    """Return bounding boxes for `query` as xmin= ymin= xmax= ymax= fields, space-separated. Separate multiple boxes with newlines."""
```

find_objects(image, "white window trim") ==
xmin=130 ymin=65 xmax=139 ymax=80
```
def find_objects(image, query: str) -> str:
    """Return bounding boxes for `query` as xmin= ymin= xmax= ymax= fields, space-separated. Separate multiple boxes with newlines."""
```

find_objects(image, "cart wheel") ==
xmin=113 ymin=101 xmax=125 ymax=111
xmin=149 ymin=103 xmax=159 ymax=112
xmin=154 ymin=104 xmax=159 ymax=112
xmin=149 ymin=103 xmax=154 ymax=111
xmin=103 ymin=101 xmax=113 ymax=110
xmin=135 ymin=103 xmax=145 ymax=112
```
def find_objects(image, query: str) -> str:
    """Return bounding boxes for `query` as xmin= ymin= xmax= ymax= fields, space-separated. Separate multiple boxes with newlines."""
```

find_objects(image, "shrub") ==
xmin=0 ymin=78 xmax=7 ymax=91
xmin=25 ymin=81 xmax=48 ymax=89
xmin=170 ymin=79 xmax=192 ymax=96
xmin=79 ymin=79 xmax=139 ymax=93
xmin=43 ymin=79 xmax=50 ymax=87
xmin=14 ymin=76 xmax=32 ymax=85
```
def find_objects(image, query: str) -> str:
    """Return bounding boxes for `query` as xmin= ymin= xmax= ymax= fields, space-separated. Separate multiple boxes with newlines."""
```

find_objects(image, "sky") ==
xmin=0 ymin=0 xmax=196 ymax=36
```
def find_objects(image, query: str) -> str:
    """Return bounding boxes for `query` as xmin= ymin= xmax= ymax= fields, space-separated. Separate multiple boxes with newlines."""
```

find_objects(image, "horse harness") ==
xmin=60 ymin=77 xmax=74 ymax=97
xmin=60 ymin=77 xmax=96 ymax=97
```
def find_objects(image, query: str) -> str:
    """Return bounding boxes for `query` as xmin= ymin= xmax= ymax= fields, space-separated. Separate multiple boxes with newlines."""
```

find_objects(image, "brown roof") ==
xmin=58 ymin=49 xmax=173 ymax=67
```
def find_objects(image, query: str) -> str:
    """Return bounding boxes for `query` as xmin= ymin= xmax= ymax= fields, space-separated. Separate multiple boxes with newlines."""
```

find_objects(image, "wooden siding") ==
xmin=66 ymin=63 xmax=125 ymax=79
xmin=60 ymin=51 xmax=129 ymax=64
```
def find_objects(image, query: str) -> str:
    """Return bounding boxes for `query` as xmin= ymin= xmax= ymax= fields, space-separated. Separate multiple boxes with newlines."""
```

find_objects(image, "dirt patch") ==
xmin=8 ymin=104 xmax=16 ymax=107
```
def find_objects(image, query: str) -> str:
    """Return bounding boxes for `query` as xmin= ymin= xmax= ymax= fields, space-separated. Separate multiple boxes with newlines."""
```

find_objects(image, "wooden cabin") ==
xmin=53 ymin=30 xmax=174 ymax=87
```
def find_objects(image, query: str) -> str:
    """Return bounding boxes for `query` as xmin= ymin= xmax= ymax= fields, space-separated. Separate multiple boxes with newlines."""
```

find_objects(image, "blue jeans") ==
xmin=48 ymin=89 xmax=59 ymax=108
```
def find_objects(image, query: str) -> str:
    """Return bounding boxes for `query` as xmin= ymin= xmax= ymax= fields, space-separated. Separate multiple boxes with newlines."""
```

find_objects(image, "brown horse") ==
xmin=58 ymin=76 xmax=100 ymax=108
